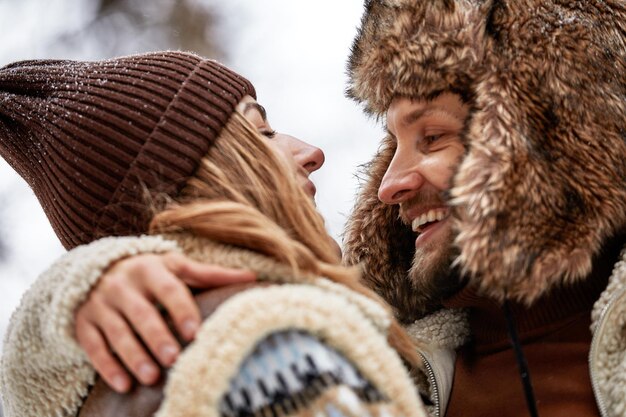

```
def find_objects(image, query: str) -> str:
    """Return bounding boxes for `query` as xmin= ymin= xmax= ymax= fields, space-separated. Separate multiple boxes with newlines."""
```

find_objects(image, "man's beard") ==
xmin=388 ymin=192 xmax=465 ymax=323
xmin=404 ymin=226 xmax=463 ymax=319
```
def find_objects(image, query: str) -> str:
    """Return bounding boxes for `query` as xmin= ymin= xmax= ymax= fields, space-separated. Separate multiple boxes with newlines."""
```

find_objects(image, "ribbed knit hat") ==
xmin=0 ymin=51 xmax=255 ymax=249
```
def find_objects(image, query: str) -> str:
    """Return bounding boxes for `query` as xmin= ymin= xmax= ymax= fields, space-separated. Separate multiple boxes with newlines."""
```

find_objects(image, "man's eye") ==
xmin=424 ymin=134 xmax=443 ymax=144
xmin=260 ymin=129 xmax=277 ymax=139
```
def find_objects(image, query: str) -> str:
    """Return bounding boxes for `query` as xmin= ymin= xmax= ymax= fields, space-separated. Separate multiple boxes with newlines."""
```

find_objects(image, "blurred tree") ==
xmin=55 ymin=0 xmax=222 ymax=59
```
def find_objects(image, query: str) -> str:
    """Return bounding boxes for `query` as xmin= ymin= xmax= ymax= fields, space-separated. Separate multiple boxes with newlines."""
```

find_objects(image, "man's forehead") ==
xmin=386 ymin=93 xmax=468 ymax=131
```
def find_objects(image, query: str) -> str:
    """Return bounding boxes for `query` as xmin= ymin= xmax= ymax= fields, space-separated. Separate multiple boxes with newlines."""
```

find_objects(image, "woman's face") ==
xmin=236 ymin=96 xmax=325 ymax=198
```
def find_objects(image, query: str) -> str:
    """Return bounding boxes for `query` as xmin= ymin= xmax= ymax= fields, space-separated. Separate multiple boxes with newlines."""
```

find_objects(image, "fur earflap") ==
xmin=343 ymin=138 xmax=421 ymax=320
xmin=345 ymin=0 xmax=626 ymax=308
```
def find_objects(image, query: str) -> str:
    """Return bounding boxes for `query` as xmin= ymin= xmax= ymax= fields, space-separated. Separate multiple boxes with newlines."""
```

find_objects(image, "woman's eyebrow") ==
xmin=243 ymin=102 xmax=267 ymax=121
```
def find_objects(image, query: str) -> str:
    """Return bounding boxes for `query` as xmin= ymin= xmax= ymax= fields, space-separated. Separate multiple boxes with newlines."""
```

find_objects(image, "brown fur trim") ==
xmin=347 ymin=0 xmax=489 ymax=116
xmin=343 ymin=138 xmax=424 ymax=319
xmin=345 ymin=0 xmax=626 ymax=307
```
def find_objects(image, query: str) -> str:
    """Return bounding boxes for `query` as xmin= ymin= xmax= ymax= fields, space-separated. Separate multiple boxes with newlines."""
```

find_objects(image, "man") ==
xmin=343 ymin=0 xmax=625 ymax=416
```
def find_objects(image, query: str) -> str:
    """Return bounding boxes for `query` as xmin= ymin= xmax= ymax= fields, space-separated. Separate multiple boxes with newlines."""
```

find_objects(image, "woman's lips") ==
xmin=303 ymin=179 xmax=316 ymax=198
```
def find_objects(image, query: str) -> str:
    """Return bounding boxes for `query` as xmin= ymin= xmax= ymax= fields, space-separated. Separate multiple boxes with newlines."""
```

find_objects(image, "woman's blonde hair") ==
xmin=149 ymin=111 xmax=422 ymax=371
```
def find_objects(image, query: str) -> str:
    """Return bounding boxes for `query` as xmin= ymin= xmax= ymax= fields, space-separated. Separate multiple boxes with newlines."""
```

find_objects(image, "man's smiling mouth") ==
xmin=411 ymin=208 xmax=450 ymax=234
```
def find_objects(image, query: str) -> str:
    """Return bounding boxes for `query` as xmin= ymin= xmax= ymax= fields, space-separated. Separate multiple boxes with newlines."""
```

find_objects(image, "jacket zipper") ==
xmin=418 ymin=351 xmax=440 ymax=417
xmin=589 ymin=287 xmax=626 ymax=417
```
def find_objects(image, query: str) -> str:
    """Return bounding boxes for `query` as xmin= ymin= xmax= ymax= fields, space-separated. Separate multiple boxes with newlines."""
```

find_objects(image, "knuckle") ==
xmin=90 ymin=348 xmax=112 ymax=366
xmin=155 ymin=279 xmax=180 ymax=297
xmin=101 ymin=274 xmax=126 ymax=294
xmin=142 ymin=321 xmax=170 ymax=342
xmin=81 ymin=338 xmax=103 ymax=356
xmin=132 ymin=259 xmax=155 ymax=278
xmin=160 ymin=297 xmax=193 ymax=319
xmin=139 ymin=313 xmax=161 ymax=330
xmin=78 ymin=296 xmax=103 ymax=319
xmin=128 ymin=303 xmax=152 ymax=321
xmin=89 ymin=350 xmax=119 ymax=377
xmin=115 ymin=342 xmax=146 ymax=369
xmin=104 ymin=322 xmax=127 ymax=341
xmin=163 ymin=252 xmax=187 ymax=273
xmin=174 ymin=259 xmax=191 ymax=274
xmin=163 ymin=252 xmax=183 ymax=264
xmin=88 ymin=291 xmax=107 ymax=307
xmin=112 ymin=255 xmax=156 ymax=281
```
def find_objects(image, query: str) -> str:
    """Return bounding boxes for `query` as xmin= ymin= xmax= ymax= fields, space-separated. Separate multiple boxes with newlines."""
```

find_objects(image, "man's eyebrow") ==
xmin=402 ymin=108 xmax=429 ymax=126
xmin=402 ymin=107 xmax=462 ymax=127
xmin=385 ymin=108 xmax=430 ymax=139
xmin=242 ymin=102 xmax=267 ymax=121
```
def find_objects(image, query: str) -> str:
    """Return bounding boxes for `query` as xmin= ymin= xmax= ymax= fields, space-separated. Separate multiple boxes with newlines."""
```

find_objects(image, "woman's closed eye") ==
xmin=260 ymin=129 xmax=277 ymax=139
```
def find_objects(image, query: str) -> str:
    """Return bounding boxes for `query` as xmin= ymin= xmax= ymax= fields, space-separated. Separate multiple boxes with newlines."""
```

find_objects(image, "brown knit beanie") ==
xmin=0 ymin=51 xmax=255 ymax=249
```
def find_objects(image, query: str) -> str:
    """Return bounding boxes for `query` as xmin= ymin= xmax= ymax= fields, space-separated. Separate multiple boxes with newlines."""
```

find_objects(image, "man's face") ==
xmin=378 ymin=93 xmax=468 ymax=319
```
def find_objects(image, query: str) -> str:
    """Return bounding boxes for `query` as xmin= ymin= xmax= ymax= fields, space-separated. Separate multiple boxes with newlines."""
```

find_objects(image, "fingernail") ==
xmin=182 ymin=319 xmax=199 ymax=340
xmin=111 ymin=375 xmax=128 ymax=392
xmin=159 ymin=344 xmax=179 ymax=364
xmin=137 ymin=362 xmax=158 ymax=384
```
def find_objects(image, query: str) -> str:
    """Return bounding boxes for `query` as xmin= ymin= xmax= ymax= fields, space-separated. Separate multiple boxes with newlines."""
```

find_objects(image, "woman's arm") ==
xmin=75 ymin=250 xmax=255 ymax=392
xmin=78 ymin=282 xmax=426 ymax=417
xmin=0 ymin=236 xmax=180 ymax=417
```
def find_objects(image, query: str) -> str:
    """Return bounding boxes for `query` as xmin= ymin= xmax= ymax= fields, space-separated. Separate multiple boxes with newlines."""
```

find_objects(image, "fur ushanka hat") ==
xmin=343 ymin=0 xmax=626 ymax=309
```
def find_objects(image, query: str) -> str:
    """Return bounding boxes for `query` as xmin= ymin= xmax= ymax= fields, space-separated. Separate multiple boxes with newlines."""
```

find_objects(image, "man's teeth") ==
xmin=411 ymin=209 xmax=449 ymax=232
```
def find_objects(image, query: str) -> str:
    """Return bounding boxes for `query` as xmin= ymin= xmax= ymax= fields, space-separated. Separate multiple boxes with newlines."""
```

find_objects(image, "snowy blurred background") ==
xmin=0 ymin=0 xmax=384 ymax=376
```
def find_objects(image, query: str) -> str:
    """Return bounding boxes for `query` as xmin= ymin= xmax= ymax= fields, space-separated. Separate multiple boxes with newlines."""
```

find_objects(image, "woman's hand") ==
xmin=74 ymin=252 xmax=256 ymax=393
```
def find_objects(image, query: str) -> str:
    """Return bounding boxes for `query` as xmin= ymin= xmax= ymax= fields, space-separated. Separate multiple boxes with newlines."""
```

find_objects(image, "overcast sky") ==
xmin=0 ymin=1 xmax=384 ymax=350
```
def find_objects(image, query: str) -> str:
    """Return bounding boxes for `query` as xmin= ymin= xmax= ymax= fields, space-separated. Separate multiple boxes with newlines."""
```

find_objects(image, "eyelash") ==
xmin=260 ymin=129 xmax=277 ymax=138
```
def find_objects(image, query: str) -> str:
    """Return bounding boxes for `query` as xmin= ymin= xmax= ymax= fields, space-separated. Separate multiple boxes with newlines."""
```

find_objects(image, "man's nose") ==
xmin=378 ymin=154 xmax=423 ymax=204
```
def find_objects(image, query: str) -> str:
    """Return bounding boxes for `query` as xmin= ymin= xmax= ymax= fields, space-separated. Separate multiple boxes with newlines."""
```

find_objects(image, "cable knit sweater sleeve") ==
xmin=0 ymin=235 xmax=181 ymax=417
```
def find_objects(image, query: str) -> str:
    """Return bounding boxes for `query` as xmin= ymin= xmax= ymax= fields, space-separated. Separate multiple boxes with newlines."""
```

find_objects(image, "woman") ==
xmin=0 ymin=52 xmax=426 ymax=417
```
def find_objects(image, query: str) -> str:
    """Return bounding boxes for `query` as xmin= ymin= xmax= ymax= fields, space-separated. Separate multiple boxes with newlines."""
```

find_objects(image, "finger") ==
xmin=112 ymin=286 xmax=182 ymax=366
xmin=164 ymin=253 xmax=257 ymax=287
xmin=76 ymin=316 xmax=131 ymax=393
xmin=94 ymin=305 xmax=161 ymax=386
xmin=101 ymin=258 xmax=200 ymax=344
xmin=144 ymin=269 xmax=202 ymax=341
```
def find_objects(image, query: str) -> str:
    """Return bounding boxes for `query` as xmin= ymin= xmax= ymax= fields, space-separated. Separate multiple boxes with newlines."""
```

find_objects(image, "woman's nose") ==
xmin=292 ymin=138 xmax=325 ymax=174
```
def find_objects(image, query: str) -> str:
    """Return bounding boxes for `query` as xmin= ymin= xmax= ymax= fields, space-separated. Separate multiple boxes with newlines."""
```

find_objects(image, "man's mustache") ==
xmin=399 ymin=189 xmax=450 ymax=225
